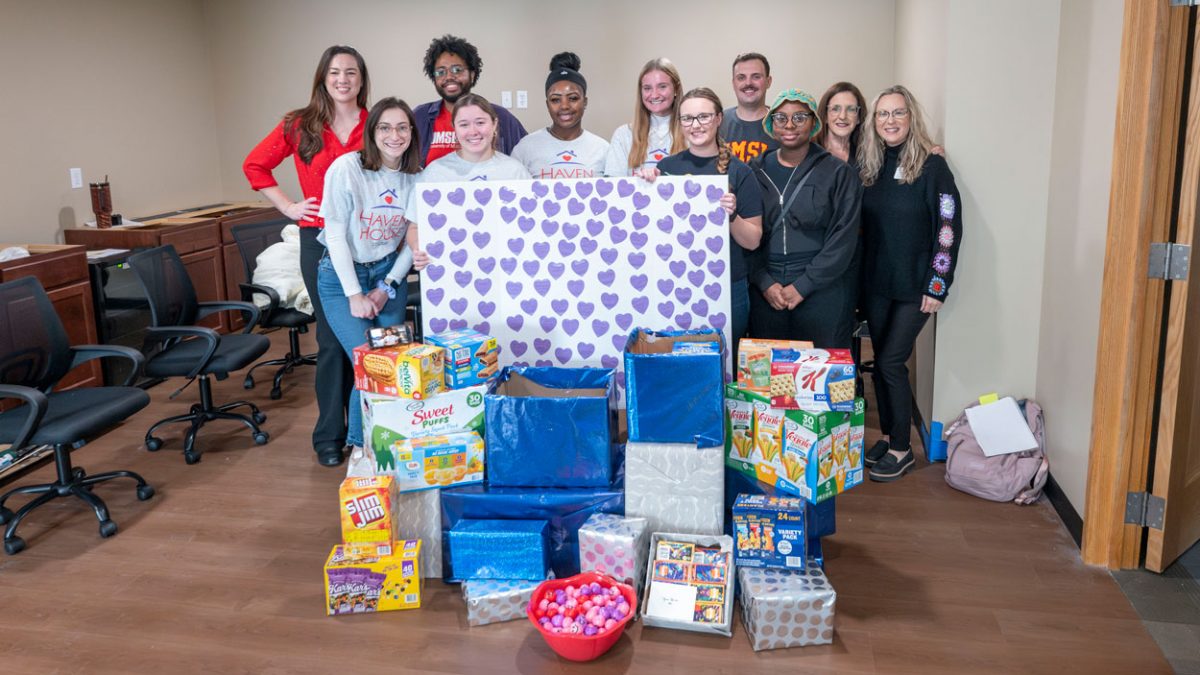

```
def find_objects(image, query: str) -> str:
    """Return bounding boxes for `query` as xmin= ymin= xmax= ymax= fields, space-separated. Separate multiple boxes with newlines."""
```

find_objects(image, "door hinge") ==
xmin=1148 ymin=243 xmax=1190 ymax=280
xmin=1125 ymin=491 xmax=1166 ymax=529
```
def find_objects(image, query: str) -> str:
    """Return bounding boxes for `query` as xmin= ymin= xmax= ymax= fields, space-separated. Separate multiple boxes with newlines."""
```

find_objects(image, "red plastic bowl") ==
xmin=526 ymin=572 xmax=638 ymax=662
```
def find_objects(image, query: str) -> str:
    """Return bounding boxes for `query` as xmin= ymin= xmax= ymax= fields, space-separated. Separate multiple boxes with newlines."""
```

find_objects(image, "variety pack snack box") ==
xmin=425 ymin=328 xmax=500 ymax=389
xmin=732 ymin=494 xmax=808 ymax=570
xmin=390 ymin=431 xmax=485 ymax=492
xmin=323 ymin=539 xmax=422 ymax=614
xmin=354 ymin=343 xmax=446 ymax=399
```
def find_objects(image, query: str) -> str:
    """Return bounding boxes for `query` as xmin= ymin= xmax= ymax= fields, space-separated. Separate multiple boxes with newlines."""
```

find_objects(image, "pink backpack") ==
xmin=943 ymin=399 xmax=1049 ymax=505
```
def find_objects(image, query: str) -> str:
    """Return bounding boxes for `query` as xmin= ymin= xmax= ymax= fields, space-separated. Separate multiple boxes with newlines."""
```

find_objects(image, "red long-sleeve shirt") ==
xmin=242 ymin=108 xmax=367 ymax=228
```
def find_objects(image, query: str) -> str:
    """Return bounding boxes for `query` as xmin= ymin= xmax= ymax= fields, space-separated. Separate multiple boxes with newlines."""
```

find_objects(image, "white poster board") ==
xmin=418 ymin=176 xmax=732 ymax=390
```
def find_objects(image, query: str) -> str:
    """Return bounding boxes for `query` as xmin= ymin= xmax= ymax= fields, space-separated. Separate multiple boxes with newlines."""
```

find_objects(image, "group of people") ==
xmin=242 ymin=37 xmax=963 ymax=485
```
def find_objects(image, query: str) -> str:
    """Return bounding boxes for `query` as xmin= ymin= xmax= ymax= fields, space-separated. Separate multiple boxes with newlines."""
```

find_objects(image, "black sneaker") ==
xmin=869 ymin=448 xmax=914 ymax=482
xmin=316 ymin=444 xmax=346 ymax=467
xmin=864 ymin=440 xmax=889 ymax=467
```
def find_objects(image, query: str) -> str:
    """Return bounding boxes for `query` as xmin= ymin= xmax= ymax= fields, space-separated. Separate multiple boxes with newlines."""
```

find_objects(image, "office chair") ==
xmin=230 ymin=219 xmax=317 ymax=400
xmin=126 ymin=245 xmax=271 ymax=465
xmin=0 ymin=277 xmax=153 ymax=555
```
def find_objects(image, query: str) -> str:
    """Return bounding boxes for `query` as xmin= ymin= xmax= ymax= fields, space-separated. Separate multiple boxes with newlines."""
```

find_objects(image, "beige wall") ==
xmin=203 ymin=0 xmax=897 ymax=202
xmin=0 ymin=0 xmax=223 ymax=244
xmin=1036 ymin=0 xmax=1122 ymax=510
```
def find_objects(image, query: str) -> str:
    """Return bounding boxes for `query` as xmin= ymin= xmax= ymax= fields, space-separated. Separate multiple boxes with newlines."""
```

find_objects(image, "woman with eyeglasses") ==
xmin=421 ymin=93 xmax=528 ymax=182
xmin=603 ymin=58 xmax=687 ymax=177
xmin=317 ymin=97 xmax=430 ymax=461
xmin=814 ymin=82 xmax=867 ymax=165
xmin=857 ymin=85 xmax=962 ymax=483
xmin=242 ymin=45 xmax=369 ymax=467
xmin=635 ymin=88 xmax=763 ymax=354
xmin=511 ymin=52 xmax=609 ymax=179
xmin=744 ymin=89 xmax=862 ymax=350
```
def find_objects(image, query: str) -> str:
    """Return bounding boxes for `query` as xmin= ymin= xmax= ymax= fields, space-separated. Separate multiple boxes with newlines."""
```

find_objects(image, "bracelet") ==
xmin=376 ymin=279 xmax=397 ymax=300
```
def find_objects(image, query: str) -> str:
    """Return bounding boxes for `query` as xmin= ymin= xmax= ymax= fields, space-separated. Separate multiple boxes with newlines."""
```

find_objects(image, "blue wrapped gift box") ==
xmin=485 ymin=366 xmax=617 ymax=487
xmin=447 ymin=519 xmax=551 ymax=581
xmin=624 ymin=328 xmax=726 ymax=447
xmin=440 ymin=478 xmax=625 ymax=582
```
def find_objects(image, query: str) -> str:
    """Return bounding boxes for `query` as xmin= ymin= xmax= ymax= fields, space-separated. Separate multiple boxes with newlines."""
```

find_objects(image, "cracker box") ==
xmin=732 ymin=494 xmax=807 ymax=570
xmin=737 ymin=339 xmax=814 ymax=394
xmin=769 ymin=348 xmax=856 ymax=413
xmin=362 ymin=384 xmax=487 ymax=473
xmin=339 ymin=475 xmax=398 ymax=547
xmin=323 ymin=539 xmax=422 ymax=615
xmin=738 ymin=560 xmax=836 ymax=650
xmin=391 ymin=431 xmax=484 ymax=492
xmin=353 ymin=343 xmax=445 ymax=400
xmin=424 ymin=329 xmax=499 ymax=389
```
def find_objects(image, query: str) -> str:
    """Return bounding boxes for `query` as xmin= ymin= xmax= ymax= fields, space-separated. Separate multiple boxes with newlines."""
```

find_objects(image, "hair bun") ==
xmin=549 ymin=51 xmax=582 ymax=73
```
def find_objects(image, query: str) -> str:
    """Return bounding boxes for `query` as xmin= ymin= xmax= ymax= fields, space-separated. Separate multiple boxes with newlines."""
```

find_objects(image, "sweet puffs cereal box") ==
xmin=391 ymin=431 xmax=484 ymax=493
xmin=424 ymin=329 xmax=499 ymax=389
xmin=353 ymin=343 xmax=445 ymax=400
xmin=769 ymin=348 xmax=856 ymax=413
xmin=737 ymin=339 xmax=813 ymax=394
xmin=339 ymin=475 xmax=398 ymax=549
xmin=324 ymin=539 xmax=421 ymax=615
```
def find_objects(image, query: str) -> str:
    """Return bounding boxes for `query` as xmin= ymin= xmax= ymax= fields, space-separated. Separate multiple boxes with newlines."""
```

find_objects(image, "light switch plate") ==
xmin=501 ymin=91 xmax=513 ymax=108
xmin=516 ymin=90 xmax=528 ymax=109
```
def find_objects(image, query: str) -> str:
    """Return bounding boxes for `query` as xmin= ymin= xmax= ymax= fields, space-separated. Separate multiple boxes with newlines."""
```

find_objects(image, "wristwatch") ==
xmin=376 ymin=278 xmax=398 ymax=300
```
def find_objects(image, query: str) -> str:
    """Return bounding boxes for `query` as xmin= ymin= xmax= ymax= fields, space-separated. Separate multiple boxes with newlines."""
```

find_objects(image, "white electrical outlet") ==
xmin=501 ymin=91 xmax=513 ymax=108
xmin=69 ymin=168 xmax=83 ymax=189
xmin=516 ymin=90 xmax=528 ymax=109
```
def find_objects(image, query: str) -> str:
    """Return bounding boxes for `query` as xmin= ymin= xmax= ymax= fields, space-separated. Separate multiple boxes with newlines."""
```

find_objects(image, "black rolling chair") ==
xmin=127 ymin=245 xmax=271 ymax=464
xmin=0 ymin=277 xmax=154 ymax=555
xmin=231 ymin=219 xmax=317 ymax=400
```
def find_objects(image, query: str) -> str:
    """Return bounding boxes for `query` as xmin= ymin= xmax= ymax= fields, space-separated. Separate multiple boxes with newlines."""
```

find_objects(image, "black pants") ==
xmin=862 ymin=293 xmax=929 ymax=451
xmin=748 ymin=281 xmax=851 ymax=349
xmin=300 ymin=227 xmax=353 ymax=452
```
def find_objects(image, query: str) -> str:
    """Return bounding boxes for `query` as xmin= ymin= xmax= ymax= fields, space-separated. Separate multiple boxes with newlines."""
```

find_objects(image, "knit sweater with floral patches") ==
xmin=861 ymin=144 xmax=963 ymax=301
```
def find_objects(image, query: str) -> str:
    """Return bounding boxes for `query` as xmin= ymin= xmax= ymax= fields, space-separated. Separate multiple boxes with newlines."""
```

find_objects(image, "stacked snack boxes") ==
xmin=725 ymin=383 xmax=864 ymax=504
xmin=353 ymin=343 xmax=446 ymax=399
xmin=425 ymin=328 xmax=499 ymax=389
xmin=324 ymin=539 xmax=422 ymax=615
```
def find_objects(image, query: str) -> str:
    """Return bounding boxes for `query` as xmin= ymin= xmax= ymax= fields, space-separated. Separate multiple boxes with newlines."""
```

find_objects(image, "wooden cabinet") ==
xmin=0 ymin=244 xmax=101 ymax=409
xmin=215 ymin=206 xmax=284 ymax=331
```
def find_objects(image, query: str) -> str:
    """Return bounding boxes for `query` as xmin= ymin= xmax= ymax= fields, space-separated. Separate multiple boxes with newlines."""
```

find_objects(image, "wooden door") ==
xmin=1146 ymin=12 xmax=1200 ymax=572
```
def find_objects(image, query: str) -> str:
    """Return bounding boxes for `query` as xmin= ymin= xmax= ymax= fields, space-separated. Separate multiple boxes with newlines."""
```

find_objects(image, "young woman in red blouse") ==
xmin=242 ymin=45 xmax=370 ymax=467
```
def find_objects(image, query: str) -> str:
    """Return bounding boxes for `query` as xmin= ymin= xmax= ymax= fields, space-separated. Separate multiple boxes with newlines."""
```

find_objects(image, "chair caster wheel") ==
xmin=137 ymin=485 xmax=155 ymax=501
xmin=184 ymin=452 xmax=201 ymax=465
xmin=269 ymin=387 xmax=282 ymax=400
xmin=4 ymin=536 xmax=26 ymax=555
xmin=0 ymin=507 xmax=13 ymax=525
xmin=99 ymin=520 xmax=118 ymax=538
xmin=146 ymin=437 xmax=163 ymax=452
xmin=253 ymin=412 xmax=268 ymax=424
xmin=243 ymin=376 xmax=255 ymax=390
xmin=253 ymin=431 xmax=269 ymax=445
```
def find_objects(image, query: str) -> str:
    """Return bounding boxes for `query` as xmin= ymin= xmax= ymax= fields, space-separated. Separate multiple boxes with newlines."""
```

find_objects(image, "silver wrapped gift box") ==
xmin=625 ymin=442 xmax=723 ymax=535
xmin=738 ymin=559 xmax=836 ymax=650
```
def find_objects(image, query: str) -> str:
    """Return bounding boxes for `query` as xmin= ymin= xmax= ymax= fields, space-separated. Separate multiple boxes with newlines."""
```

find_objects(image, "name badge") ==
xmin=893 ymin=166 xmax=905 ymax=180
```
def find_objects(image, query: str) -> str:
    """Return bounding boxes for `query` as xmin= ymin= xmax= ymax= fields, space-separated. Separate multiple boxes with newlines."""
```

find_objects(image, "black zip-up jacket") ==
xmin=747 ymin=145 xmax=863 ymax=298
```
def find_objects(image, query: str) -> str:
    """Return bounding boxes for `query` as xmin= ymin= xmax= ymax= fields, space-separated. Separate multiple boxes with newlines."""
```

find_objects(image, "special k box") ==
xmin=737 ymin=339 xmax=814 ymax=394
xmin=769 ymin=348 xmax=856 ymax=413
xmin=353 ymin=343 xmax=445 ymax=400
xmin=324 ymin=539 xmax=422 ymax=615
xmin=339 ymin=476 xmax=398 ymax=546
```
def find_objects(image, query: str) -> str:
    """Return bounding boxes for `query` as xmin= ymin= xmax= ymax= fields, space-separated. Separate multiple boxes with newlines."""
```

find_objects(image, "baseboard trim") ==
xmin=1044 ymin=472 xmax=1083 ymax=547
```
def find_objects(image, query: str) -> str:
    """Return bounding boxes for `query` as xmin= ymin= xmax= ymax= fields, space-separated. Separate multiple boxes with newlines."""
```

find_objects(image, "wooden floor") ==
xmin=0 ymin=330 xmax=1173 ymax=674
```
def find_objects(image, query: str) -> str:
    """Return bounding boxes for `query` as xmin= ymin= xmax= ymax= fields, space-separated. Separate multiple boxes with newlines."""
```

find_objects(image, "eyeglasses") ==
xmin=376 ymin=123 xmax=411 ymax=136
xmin=828 ymin=105 xmax=860 ymax=116
xmin=770 ymin=112 xmax=812 ymax=127
xmin=679 ymin=112 xmax=716 ymax=127
xmin=433 ymin=65 xmax=467 ymax=79
xmin=875 ymin=108 xmax=909 ymax=121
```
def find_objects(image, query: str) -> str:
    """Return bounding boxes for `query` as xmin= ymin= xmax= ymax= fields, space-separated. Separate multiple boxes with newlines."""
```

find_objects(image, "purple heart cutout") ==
xmin=578 ymin=301 xmax=595 ymax=318
xmin=630 ymin=274 xmax=648 ymax=291
xmin=601 ymin=293 xmax=619 ymax=310
xmin=422 ymin=189 xmax=441 ymax=207
xmin=428 ymin=213 xmax=447 ymax=230
xmin=424 ymin=264 xmax=445 ymax=282
xmin=448 ymin=188 xmax=466 ymax=205
xmin=509 ymin=339 xmax=527 ymax=356
xmin=426 ymin=288 xmax=445 ymax=305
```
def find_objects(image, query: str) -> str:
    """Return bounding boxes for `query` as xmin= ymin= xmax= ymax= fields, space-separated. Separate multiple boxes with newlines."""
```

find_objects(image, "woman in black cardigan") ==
xmin=858 ymin=85 xmax=963 ymax=482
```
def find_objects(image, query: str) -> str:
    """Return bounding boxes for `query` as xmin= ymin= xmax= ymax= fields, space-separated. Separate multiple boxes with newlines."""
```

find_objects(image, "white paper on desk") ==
xmin=964 ymin=397 xmax=1039 ymax=457
xmin=645 ymin=581 xmax=697 ymax=622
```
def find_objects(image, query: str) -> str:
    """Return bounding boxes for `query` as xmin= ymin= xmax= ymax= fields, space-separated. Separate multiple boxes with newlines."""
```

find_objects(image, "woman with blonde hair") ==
xmin=603 ymin=58 xmax=687 ymax=176
xmin=857 ymin=85 xmax=963 ymax=483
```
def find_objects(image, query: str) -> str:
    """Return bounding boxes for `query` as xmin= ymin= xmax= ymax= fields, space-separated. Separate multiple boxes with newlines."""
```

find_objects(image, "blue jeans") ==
xmin=317 ymin=251 xmax=407 ymax=448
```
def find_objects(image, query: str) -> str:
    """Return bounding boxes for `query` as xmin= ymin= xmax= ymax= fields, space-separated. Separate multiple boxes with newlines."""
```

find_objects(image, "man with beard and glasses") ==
xmin=720 ymin=53 xmax=778 ymax=163
xmin=414 ymin=34 xmax=527 ymax=166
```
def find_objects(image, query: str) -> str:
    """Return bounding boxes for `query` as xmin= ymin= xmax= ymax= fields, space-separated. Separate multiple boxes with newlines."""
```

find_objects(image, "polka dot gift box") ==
xmin=462 ymin=577 xmax=547 ymax=627
xmin=578 ymin=513 xmax=649 ymax=593
xmin=737 ymin=559 xmax=836 ymax=651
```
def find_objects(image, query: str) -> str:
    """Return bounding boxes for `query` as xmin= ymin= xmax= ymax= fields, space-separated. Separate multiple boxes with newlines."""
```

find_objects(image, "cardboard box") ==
xmin=737 ymin=338 xmax=813 ymax=394
xmin=770 ymin=348 xmax=856 ymax=412
xmin=323 ymin=539 xmax=422 ymax=615
xmin=390 ymin=431 xmax=484 ymax=492
xmin=425 ymin=328 xmax=499 ymax=389
xmin=738 ymin=560 xmax=835 ymax=650
xmin=624 ymin=328 xmax=726 ymax=447
xmin=641 ymin=532 xmax=736 ymax=637
xmin=362 ymin=385 xmax=487 ymax=467
xmin=338 ymin=476 xmax=398 ymax=548
xmin=353 ymin=343 xmax=445 ymax=400
xmin=732 ymin=494 xmax=807 ymax=570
